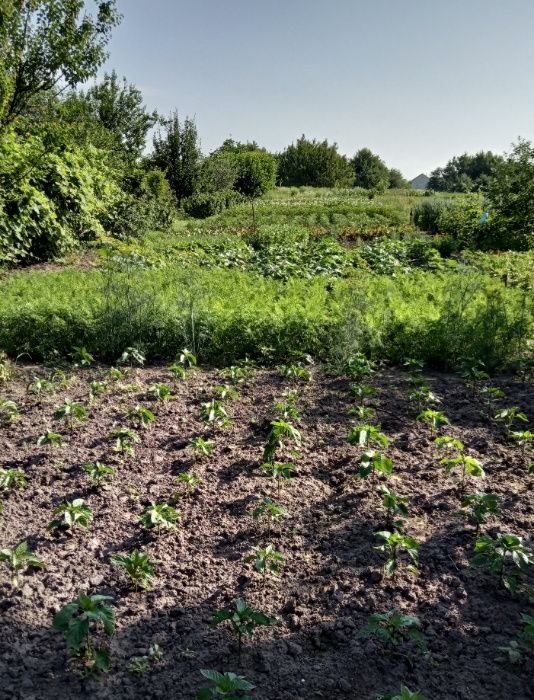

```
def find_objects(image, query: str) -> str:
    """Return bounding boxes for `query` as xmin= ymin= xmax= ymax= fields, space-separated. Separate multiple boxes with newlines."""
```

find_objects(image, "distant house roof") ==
xmin=410 ymin=173 xmax=430 ymax=190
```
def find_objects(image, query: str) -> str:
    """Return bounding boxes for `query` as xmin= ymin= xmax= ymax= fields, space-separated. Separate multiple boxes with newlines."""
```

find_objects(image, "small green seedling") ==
xmin=441 ymin=454 xmax=485 ymax=493
xmin=251 ymin=498 xmax=287 ymax=532
xmin=53 ymin=399 xmax=87 ymax=428
xmin=221 ymin=364 xmax=253 ymax=384
xmin=126 ymin=405 xmax=155 ymax=428
xmin=345 ymin=352 xmax=374 ymax=380
xmin=89 ymin=380 xmax=108 ymax=401
xmin=278 ymin=362 xmax=310 ymax=383
xmin=245 ymin=544 xmax=284 ymax=587
xmin=349 ymin=382 xmax=377 ymax=405
xmin=197 ymin=669 xmax=255 ymax=700
xmin=108 ymin=426 xmax=140 ymax=455
xmin=128 ymin=644 xmax=164 ymax=674
xmin=471 ymin=533 xmax=533 ymax=593
xmin=510 ymin=430 xmax=533 ymax=454
xmin=0 ymin=467 xmax=27 ymax=493
xmin=261 ymin=462 xmax=296 ymax=498
xmin=498 ymin=613 xmax=534 ymax=664
xmin=263 ymin=419 xmax=301 ymax=462
xmin=378 ymin=485 xmax=409 ymax=529
xmin=347 ymin=405 xmax=376 ymax=421
xmin=409 ymin=386 xmax=441 ymax=412
xmin=0 ymin=541 xmax=45 ymax=586
xmin=177 ymin=348 xmax=197 ymax=368
xmin=111 ymin=549 xmax=159 ymax=590
xmin=108 ymin=366 xmax=125 ymax=381
xmin=347 ymin=424 xmax=389 ymax=449
xmin=188 ymin=436 xmax=214 ymax=459
xmin=0 ymin=399 xmax=19 ymax=425
xmin=357 ymin=451 xmax=393 ymax=481
xmin=48 ymin=499 xmax=93 ymax=531
xmin=0 ymin=352 xmax=12 ymax=383
xmin=272 ymin=391 xmax=300 ymax=420
xmin=27 ymin=377 xmax=55 ymax=395
xmin=213 ymin=385 xmax=239 ymax=402
xmin=494 ymin=406 xmax=528 ymax=435
xmin=139 ymin=502 xmax=181 ymax=532
xmin=211 ymin=598 xmax=277 ymax=661
xmin=83 ymin=462 xmax=116 ymax=486
xmin=460 ymin=492 xmax=499 ymax=535
xmin=374 ymin=531 xmax=419 ymax=577
xmin=174 ymin=472 xmax=202 ymax=497
xmin=53 ymin=592 xmax=115 ymax=677
xmin=118 ymin=347 xmax=145 ymax=366
xmin=479 ymin=385 xmax=505 ymax=419
xmin=147 ymin=382 xmax=172 ymax=401
xmin=169 ymin=363 xmax=187 ymax=380
xmin=72 ymin=346 xmax=94 ymax=366
xmin=434 ymin=435 xmax=464 ymax=453
xmin=357 ymin=610 xmax=426 ymax=651
xmin=416 ymin=410 xmax=449 ymax=436
xmin=404 ymin=358 xmax=424 ymax=373
xmin=37 ymin=430 xmax=65 ymax=449
xmin=200 ymin=399 xmax=230 ymax=428
xmin=377 ymin=685 xmax=426 ymax=700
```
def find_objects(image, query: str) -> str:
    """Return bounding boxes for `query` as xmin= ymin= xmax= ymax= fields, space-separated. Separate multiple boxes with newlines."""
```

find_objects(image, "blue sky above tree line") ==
xmin=99 ymin=0 xmax=534 ymax=179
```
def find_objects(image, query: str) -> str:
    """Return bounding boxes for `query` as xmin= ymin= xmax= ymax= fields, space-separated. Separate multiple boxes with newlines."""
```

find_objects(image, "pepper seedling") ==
xmin=0 ymin=399 xmax=19 ymax=425
xmin=174 ymin=473 xmax=202 ymax=498
xmin=126 ymin=405 xmax=155 ymax=429
xmin=377 ymin=485 xmax=409 ymax=529
xmin=128 ymin=644 xmax=164 ymax=674
xmin=71 ymin=346 xmax=94 ymax=367
xmin=197 ymin=669 xmax=255 ymax=700
xmin=245 ymin=544 xmax=284 ymax=587
xmin=357 ymin=610 xmax=426 ymax=650
xmin=470 ymin=533 xmax=533 ymax=593
xmin=139 ymin=502 xmax=181 ymax=532
xmin=53 ymin=592 xmax=115 ymax=677
xmin=374 ymin=531 xmax=419 ymax=577
xmin=377 ymin=685 xmax=426 ymax=700
xmin=251 ymin=498 xmax=287 ymax=533
xmin=357 ymin=451 xmax=393 ymax=481
xmin=118 ymin=347 xmax=145 ymax=366
xmin=210 ymin=598 xmax=277 ymax=661
xmin=53 ymin=399 xmax=87 ymax=428
xmin=108 ymin=426 xmax=140 ymax=455
xmin=347 ymin=424 xmax=389 ymax=449
xmin=0 ymin=467 xmax=27 ymax=493
xmin=83 ymin=462 xmax=116 ymax=486
xmin=37 ymin=430 xmax=65 ymax=449
xmin=200 ymin=399 xmax=230 ymax=429
xmin=261 ymin=462 xmax=296 ymax=499
xmin=48 ymin=498 xmax=93 ymax=531
xmin=263 ymin=419 xmax=301 ymax=462
xmin=111 ymin=549 xmax=159 ymax=590
xmin=460 ymin=492 xmax=499 ymax=535
xmin=188 ymin=436 xmax=214 ymax=460
xmin=498 ymin=613 xmax=534 ymax=664
xmin=416 ymin=410 xmax=449 ymax=436
xmin=0 ymin=541 xmax=45 ymax=586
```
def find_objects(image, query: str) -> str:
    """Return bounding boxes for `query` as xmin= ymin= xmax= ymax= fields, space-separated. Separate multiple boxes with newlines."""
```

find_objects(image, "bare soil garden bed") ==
xmin=0 ymin=363 xmax=532 ymax=700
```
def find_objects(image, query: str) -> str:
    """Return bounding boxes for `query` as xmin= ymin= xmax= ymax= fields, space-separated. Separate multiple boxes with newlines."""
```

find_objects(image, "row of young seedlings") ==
xmin=343 ymin=355 xmax=533 ymax=673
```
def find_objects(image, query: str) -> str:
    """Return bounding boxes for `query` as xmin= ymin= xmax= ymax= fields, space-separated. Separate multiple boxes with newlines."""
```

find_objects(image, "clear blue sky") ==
xmin=100 ymin=0 xmax=534 ymax=178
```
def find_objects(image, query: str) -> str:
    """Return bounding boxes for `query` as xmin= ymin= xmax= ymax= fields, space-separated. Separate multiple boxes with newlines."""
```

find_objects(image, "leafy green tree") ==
xmin=233 ymin=150 xmax=277 ymax=198
xmin=487 ymin=139 xmax=534 ymax=250
xmin=278 ymin=135 xmax=353 ymax=187
xmin=388 ymin=168 xmax=409 ymax=189
xmin=151 ymin=111 xmax=201 ymax=205
xmin=351 ymin=148 xmax=389 ymax=191
xmin=428 ymin=151 xmax=503 ymax=192
xmin=0 ymin=0 xmax=120 ymax=129
xmin=83 ymin=70 xmax=157 ymax=158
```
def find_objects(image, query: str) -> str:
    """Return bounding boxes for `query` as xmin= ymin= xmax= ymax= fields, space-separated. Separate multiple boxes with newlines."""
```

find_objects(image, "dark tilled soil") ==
xmin=0 ymin=365 xmax=532 ymax=700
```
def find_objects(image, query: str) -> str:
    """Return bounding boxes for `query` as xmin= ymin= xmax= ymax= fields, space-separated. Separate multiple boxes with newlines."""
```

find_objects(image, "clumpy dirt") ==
xmin=0 ymin=364 xmax=532 ymax=700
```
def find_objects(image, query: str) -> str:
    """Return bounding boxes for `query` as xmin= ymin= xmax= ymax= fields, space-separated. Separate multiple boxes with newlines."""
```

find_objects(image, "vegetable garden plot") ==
xmin=0 ymin=360 xmax=532 ymax=699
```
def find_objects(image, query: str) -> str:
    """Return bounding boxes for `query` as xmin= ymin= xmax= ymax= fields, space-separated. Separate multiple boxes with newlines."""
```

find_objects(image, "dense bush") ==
xmin=182 ymin=190 xmax=243 ymax=219
xmin=0 ymin=130 xmax=118 ymax=263
xmin=278 ymin=136 xmax=354 ymax=188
